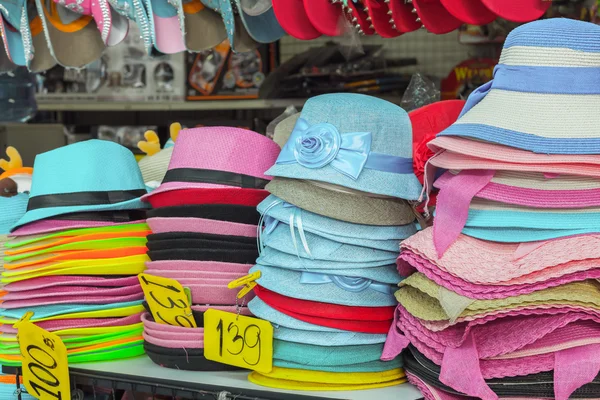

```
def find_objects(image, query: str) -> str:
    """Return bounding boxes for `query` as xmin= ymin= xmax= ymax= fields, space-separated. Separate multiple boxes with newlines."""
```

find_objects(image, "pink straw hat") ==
xmin=147 ymin=217 xmax=257 ymax=237
xmin=10 ymin=219 xmax=145 ymax=237
xmin=400 ymin=228 xmax=600 ymax=286
xmin=142 ymin=127 xmax=280 ymax=201
xmin=145 ymin=260 xmax=251 ymax=274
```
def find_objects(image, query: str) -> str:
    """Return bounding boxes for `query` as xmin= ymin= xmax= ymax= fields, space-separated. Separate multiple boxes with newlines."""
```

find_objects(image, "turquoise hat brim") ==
xmin=462 ymin=226 xmax=597 ymax=243
xmin=274 ymin=358 xmax=402 ymax=373
xmin=274 ymin=325 xmax=387 ymax=347
xmin=11 ymin=197 xmax=148 ymax=232
xmin=0 ymin=194 xmax=28 ymax=235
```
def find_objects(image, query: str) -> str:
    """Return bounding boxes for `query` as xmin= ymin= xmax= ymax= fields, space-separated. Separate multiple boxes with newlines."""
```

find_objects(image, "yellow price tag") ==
xmin=138 ymin=273 xmax=197 ymax=328
xmin=204 ymin=309 xmax=273 ymax=374
xmin=15 ymin=313 xmax=70 ymax=400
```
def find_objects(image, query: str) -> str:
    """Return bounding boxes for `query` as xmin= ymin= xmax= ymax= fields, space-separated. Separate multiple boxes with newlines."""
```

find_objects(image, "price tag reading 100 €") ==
xmin=138 ymin=273 xmax=197 ymax=328
xmin=204 ymin=309 xmax=273 ymax=373
xmin=16 ymin=313 xmax=70 ymax=400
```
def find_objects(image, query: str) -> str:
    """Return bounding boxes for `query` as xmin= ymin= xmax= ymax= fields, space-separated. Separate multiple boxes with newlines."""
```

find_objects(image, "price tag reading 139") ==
xmin=204 ymin=309 xmax=273 ymax=374
xmin=138 ymin=273 xmax=197 ymax=328
xmin=15 ymin=312 xmax=70 ymax=400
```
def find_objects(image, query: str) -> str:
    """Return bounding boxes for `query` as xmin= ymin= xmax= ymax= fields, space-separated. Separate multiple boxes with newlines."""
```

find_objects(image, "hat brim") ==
xmin=266 ymin=177 xmax=417 ymax=226
xmin=252 ymin=265 xmax=397 ymax=306
xmin=145 ymin=260 xmax=252 ymax=273
xmin=29 ymin=11 xmax=56 ymax=72
xmin=388 ymin=0 xmax=421 ymax=33
xmin=10 ymin=219 xmax=146 ymax=237
xmin=439 ymin=0 xmax=496 ymax=25
xmin=272 ymin=0 xmax=320 ymax=40
xmin=302 ymin=0 xmax=344 ymax=36
xmin=345 ymin=0 xmax=375 ymax=35
xmin=0 ymin=13 xmax=27 ymax=66
xmin=36 ymin=0 xmax=105 ymax=68
xmin=364 ymin=0 xmax=401 ymax=38
xmin=412 ymin=0 xmax=462 ymax=34
xmin=147 ymin=217 xmax=258 ymax=237
xmin=183 ymin=1 xmax=226 ymax=51
xmin=234 ymin=1 xmax=285 ymax=43
xmin=144 ymin=187 xmax=269 ymax=207
xmin=480 ymin=0 xmax=549 ymax=22
xmin=11 ymin=196 xmax=147 ymax=231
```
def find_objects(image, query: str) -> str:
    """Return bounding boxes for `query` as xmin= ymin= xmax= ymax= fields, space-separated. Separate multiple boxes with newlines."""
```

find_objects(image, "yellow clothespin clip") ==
xmin=170 ymin=122 xmax=182 ymax=143
xmin=138 ymin=130 xmax=161 ymax=156
xmin=228 ymin=271 xmax=261 ymax=299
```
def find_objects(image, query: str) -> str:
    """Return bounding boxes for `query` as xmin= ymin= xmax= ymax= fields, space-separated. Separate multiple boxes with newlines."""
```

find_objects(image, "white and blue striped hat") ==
xmin=438 ymin=18 xmax=600 ymax=155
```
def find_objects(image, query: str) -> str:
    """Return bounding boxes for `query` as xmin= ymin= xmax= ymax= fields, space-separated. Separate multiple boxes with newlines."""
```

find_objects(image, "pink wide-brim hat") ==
xmin=3 ymin=275 xmax=140 ymax=291
xmin=0 ymin=292 xmax=144 ymax=309
xmin=10 ymin=219 xmax=145 ymax=237
xmin=400 ymin=227 xmax=600 ymax=285
xmin=0 ymin=313 xmax=142 ymax=333
xmin=144 ymin=260 xmax=251 ymax=274
xmin=142 ymin=127 xmax=281 ymax=201
xmin=147 ymin=217 xmax=257 ymax=237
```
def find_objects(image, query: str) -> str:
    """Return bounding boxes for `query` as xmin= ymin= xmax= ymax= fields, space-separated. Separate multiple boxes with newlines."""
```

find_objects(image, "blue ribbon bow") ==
xmin=300 ymin=271 xmax=394 ymax=295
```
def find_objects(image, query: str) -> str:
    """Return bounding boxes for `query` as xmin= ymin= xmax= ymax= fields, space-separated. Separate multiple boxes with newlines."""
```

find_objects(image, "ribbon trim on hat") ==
xmin=300 ymin=272 xmax=395 ymax=295
xmin=275 ymin=118 xmax=414 ymax=181
xmin=162 ymin=168 xmax=270 ymax=189
xmin=26 ymin=189 xmax=146 ymax=211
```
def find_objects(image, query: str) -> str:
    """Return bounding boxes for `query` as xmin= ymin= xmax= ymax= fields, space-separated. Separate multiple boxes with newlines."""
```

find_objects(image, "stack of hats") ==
xmin=140 ymin=125 xmax=280 ymax=371
xmin=246 ymin=93 xmax=423 ymax=391
xmin=384 ymin=19 xmax=600 ymax=400
xmin=0 ymin=140 xmax=150 ymax=366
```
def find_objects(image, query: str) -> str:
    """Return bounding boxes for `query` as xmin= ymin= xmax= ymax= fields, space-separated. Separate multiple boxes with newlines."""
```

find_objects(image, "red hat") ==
xmin=272 ymin=0 xmax=322 ymax=40
xmin=254 ymin=285 xmax=393 ymax=334
xmin=344 ymin=0 xmax=375 ymax=35
xmin=388 ymin=0 xmax=421 ymax=33
xmin=146 ymin=188 xmax=269 ymax=208
xmin=412 ymin=0 xmax=462 ymax=34
xmin=364 ymin=0 xmax=402 ymax=38
xmin=439 ymin=0 xmax=496 ymax=25
xmin=480 ymin=0 xmax=550 ymax=23
xmin=409 ymin=100 xmax=465 ymax=185
xmin=303 ymin=0 xmax=345 ymax=36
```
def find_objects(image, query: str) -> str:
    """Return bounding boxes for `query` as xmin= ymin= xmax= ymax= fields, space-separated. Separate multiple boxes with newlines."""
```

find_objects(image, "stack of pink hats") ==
xmin=139 ymin=126 xmax=280 ymax=370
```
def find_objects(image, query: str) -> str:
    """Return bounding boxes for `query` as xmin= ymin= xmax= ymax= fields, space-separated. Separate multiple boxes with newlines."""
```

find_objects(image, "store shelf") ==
xmin=36 ymin=99 xmax=308 ymax=112
xmin=6 ymin=356 xmax=423 ymax=400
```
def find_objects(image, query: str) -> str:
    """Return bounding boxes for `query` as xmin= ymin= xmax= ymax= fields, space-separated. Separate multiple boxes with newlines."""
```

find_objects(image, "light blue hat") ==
xmin=0 ymin=194 xmax=28 ymax=235
xmin=275 ymin=326 xmax=387 ymax=347
xmin=257 ymin=247 xmax=400 ymax=281
xmin=266 ymin=93 xmax=423 ymax=200
xmin=462 ymin=227 xmax=598 ymax=243
xmin=0 ymin=0 xmax=31 ymax=66
xmin=261 ymin=222 xmax=398 ymax=263
xmin=232 ymin=0 xmax=284 ymax=43
xmin=275 ymin=359 xmax=402 ymax=373
xmin=108 ymin=0 xmax=153 ymax=52
xmin=251 ymin=265 xmax=397 ymax=307
xmin=259 ymin=195 xmax=415 ymax=251
xmin=0 ymin=374 xmax=35 ymax=399
xmin=438 ymin=19 xmax=600 ymax=155
xmin=249 ymin=297 xmax=343 ymax=332
xmin=12 ymin=140 xmax=148 ymax=231
xmin=0 ymin=300 xmax=143 ymax=320
xmin=273 ymin=339 xmax=386 ymax=366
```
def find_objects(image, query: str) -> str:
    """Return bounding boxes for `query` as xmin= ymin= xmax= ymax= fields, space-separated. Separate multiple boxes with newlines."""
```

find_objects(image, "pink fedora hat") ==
xmin=2 ymin=275 xmax=140 ymax=291
xmin=147 ymin=217 xmax=257 ymax=238
xmin=0 ymin=313 xmax=142 ymax=333
xmin=142 ymin=127 xmax=280 ymax=201
xmin=10 ymin=219 xmax=145 ymax=237
xmin=400 ymin=228 xmax=600 ymax=285
xmin=144 ymin=260 xmax=251 ymax=274
xmin=0 ymin=292 xmax=144 ymax=309
xmin=2 ymin=284 xmax=141 ymax=300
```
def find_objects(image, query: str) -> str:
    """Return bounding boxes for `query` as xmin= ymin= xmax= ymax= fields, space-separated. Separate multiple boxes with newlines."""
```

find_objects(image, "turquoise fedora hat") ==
xmin=275 ymin=359 xmax=402 ymax=373
xmin=0 ymin=194 xmax=28 ymax=235
xmin=273 ymin=339 xmax=386 ymax=366
xmin=275 ymin=326 xmax=387 ymax=347
xmin=12 ymin=140 xmax=148 ymax=231
xmin=251 ymin=265 xmax=397 ymax=307
xmin=462 ymin=226 xmax=599 ymax=243
xmin=266 ymin=93 xmax=423 ymax=200
xmin=257 ymin=247 xmax=401 ymax=282
xmin=259 ymin=195 xmax=415 ymax=252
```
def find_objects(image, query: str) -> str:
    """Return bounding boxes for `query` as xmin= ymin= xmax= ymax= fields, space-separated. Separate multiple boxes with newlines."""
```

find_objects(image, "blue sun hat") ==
xmin=257 ymin=247 xmax=400 ymax=281
xmin=266 ymin=93 xmax=423 ymax=200
xmin=12 ymin=140 xmax=148 ymax=231
xmin=200 ymin=0 xmax=258 ymax=52
xmin=461 ymin=226 xmax=599 ymax=243
xmin=0 ymin=194 xmax=28 ymax=235
xmin=274 ymin=339 xmax=386 ymax=366
xmin=261 ymin=223 xmax=398 ymax=263
xmin=0 ymin=0 xmax=31 ymax=66
xmin=251 ymin=265 xmax=397 ymax=307
xmin=233 ymin=0 xmax=284 ymax=43
xmin=275 ymin=326 xmax=387 ymax=347
xmin=258 ymin=195 xmax=415 ymax=252
xmin=437 ymin=19 xmax=600 ymax=155
xmin=0 ymin=374 xmax=35 ymax=400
